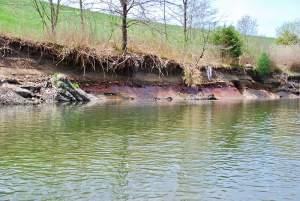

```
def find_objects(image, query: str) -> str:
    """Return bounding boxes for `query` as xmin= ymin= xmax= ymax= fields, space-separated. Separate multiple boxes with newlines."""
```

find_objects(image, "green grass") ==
xmin=0 ymin=0 xmax=275 ymax=57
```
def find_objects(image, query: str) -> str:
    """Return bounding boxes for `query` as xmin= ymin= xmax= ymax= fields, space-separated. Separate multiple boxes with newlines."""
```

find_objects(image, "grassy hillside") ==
xmin=0 ymin=0 xmax=115 ymax=38
xmin=0 ymin=0 xmax=185 ymax=42
xmin=0 ymin=0 xmax=275 ymax=60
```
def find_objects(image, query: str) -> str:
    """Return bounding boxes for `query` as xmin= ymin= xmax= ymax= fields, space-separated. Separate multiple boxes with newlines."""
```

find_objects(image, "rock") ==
xmin=288 ymin=75 xmax=300 ymax=82
xmin=51 ymin=73 xmax=96 ymax=103
xmin=58 ymin=90 xmax=77 ymax=102
xmin=21 ymin=85 xmax=42 ymax=93
xmin=263 ymin=78 xmax=281 ymax=88
xmin=56 ymin=93 xmax=73 ymax=102
xmin=166 ymin=97 xmax=173 ymax=102
xmin=15 ymin=87 xmax=34 ymax=98
xmin=0 ymin=73 xmax=98 ymax=105
xmin=0 ymin=78 xmax=21 ymax=85
xmin=76 ymin=88 xmax=92 ymax=102
xmin=207 ymin=94 xmax=217 ymax=100
xmin=39 ymin=87 xmax=57 ymax=103
xmin=277 ymin=91 xmax=299 ymax=99
xmin=1 ymin=83 xmax=34 ymax=98
xmin=0 ymin=88 xmax=30 ymax=105
xmin=104 ymin=92 xmax=118 ymax=96
xmin=244 ymin=64 xmax=255 ymax=72
xmin=243 ymin=89 xmax=280 ymax=100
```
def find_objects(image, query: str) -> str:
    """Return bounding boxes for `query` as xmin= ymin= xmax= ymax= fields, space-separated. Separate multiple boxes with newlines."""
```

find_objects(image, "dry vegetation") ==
xmin=269 ymin=45 xmax=300 ymax=73
xmin=0 ymin=34 xmax=184 ymax=78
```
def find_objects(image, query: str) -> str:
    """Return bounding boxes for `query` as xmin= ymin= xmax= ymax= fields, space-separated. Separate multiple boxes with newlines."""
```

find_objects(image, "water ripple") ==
xmin=0 ymin=100 xmax=299 ymax=200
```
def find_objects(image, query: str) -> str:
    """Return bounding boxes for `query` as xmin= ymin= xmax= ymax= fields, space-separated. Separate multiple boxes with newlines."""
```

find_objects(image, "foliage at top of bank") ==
xmin=256 ymin=52 xmax=272 ymax=77
xmin=212 ymin=26 xmax=243 ymax=59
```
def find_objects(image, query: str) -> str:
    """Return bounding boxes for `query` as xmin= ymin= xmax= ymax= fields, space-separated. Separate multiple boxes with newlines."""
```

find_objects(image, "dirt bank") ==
xmin=0 ymin=35 xmax=299 ymax=105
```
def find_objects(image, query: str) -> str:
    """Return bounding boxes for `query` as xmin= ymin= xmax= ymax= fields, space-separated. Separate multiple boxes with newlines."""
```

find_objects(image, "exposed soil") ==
xmin=0 ymin=35 xmax=299 ymax=105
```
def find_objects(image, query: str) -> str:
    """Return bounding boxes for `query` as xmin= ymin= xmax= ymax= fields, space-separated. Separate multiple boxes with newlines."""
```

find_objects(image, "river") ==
xmin=0 ymin=100 xmax=299 ymax=200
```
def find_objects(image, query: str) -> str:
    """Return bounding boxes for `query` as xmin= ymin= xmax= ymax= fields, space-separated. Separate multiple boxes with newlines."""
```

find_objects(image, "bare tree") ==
xmin=183 ymin=0 xmax=188 ymax=43
xmin=192 ymin=0 xmax=217 ymax=59
xmin=167 ymin=0 xmax=216 ymax=46
xmin=237 ymin=15 xmax=258 ymax=36
xmin=153 ymin=0 xmax=189 ymax=43
xmin=32 ymin=0 xmax=62 ymax=35
xmin=120 ymin=0 xmax=128 ymax=52
xmin=94 ymin=0 xmax=159 ymax=53
xmin=160 ymin=0 xmax=168 ymax=40
xmin=64 ymin=0 xmax=87 ymax=31
xmin=237 ymin=15 xmax=258 ymax=49
xmin=79 ymin=0 xmax=84 ymax=30
xmin=176 ymin=0 xmax=217 ymax=58
xmin=277 ymin=19 xmax=300 ymax=37
xmin=276 ymin=20 xmax=300 ymax=45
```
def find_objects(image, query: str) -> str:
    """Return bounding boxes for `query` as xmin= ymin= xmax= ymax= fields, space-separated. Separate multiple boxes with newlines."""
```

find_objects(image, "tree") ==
xmin=169 ymin=0 xmax=197 ymax=44
xmin=96 ymin=0 xmax=159 ymax=53
xmin=237 ymin=15 xmax=258 ymax=36
xmin=276 ymin=20 xmax=300 ymax=45
xmin=32 ymin=0 xmax=62 ymax=35
xmin=276 ymin=30 xmax=299 ymax=45
xmin=188 ymin=0 xmax=217 ymax=58
xmin=182 ymin=0 xmax=188 ymax=43
xmin=79 ymin=0 xmax=84 ymax=30
xmin=167 ymin=0 xmax=216 ymax=47
xmin=212 ymin=26 xmax=243 ymax=61
xmin=277 ymin=19 xmax=300 ymax=37
xmin=237 ymin=15 xmax=258 ymax=49
xmin=256 ymin=52 xmax=271 ymax=77
xmin=160 ymin=0 xmax=169 ymax=40
xmin=120 ymin=0 xmax=129 ymax=52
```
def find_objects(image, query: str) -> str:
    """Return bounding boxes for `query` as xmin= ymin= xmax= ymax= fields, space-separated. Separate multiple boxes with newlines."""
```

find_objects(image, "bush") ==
xmin=212 ymin=26 xmax=243 ymax=61
xmin=256 ymin=53 xmax=272 ymax=77
xmin=183 ymin=66 xmax=202 ymax=87
xmin=276 ymin=31 xmax=299 ymax=45
xmin=269 ymin=45 xmax=300 ymax=72
xmin=290 ymin=62 xmax=300 ymax=72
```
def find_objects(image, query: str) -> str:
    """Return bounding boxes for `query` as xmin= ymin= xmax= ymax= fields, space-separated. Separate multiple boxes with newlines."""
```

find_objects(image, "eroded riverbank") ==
xmin=0 ymin=35 xmax=299 ymax=105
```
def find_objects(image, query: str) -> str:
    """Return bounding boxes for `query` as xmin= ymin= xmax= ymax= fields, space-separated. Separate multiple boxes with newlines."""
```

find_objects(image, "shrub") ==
xmin=183 ymin=66 xmax=202 ymax=87
xmin=269 ymin=45 xmax=300 ymax=72
xmin=256 ymin=53 xmax=272 ymax=77
xmin=276 ymin=31 xmax=299 ymax=45
xmin=212 ymin=26 xmax=243 ymax=61
xmin=290 ymin=62 xmax=300 ymax=73
xmin=276 ymin=20 xmax=300 ymax=45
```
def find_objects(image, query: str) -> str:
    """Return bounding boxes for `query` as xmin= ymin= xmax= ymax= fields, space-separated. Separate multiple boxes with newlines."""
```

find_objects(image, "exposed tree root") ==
xmin=0 ymin=35 xmax=183 ymax=77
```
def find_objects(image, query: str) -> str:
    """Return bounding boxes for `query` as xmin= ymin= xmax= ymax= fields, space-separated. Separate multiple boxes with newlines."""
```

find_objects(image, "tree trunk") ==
xmin=183 ymin=0 xmax=188 ymax=44
xmin=121 ymin=1 xmax=128 ymax=53
xmin=48 ymin=0 xmax=60 ymax=36
xmin=79 ymin=0 xmax=84 ymax=30
xmin=49 ymin=0 xmax=55 ymax=34
xmin=163 ymin=0 xmax=168 ymax=40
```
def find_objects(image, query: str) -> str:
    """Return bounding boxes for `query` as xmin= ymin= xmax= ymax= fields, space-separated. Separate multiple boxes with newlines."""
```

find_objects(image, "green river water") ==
xmin=0 ymin=100 xmax=299 ymax=200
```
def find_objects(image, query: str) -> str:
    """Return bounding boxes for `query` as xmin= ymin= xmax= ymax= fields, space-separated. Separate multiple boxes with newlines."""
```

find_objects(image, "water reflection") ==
xmin=0 ymin=100 xmax=299 ymax=200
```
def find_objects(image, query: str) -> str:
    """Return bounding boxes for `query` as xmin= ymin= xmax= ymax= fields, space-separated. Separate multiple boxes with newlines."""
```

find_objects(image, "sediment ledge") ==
xmin=0 ymin=35 xmax=299 ymax=105
xmin=0 ymin=74 xmax=98 ymax=105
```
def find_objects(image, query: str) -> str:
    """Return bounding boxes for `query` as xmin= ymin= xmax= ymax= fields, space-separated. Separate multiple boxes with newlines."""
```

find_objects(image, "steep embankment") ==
xmin=0 ymin=35 xmax=299 ymax=105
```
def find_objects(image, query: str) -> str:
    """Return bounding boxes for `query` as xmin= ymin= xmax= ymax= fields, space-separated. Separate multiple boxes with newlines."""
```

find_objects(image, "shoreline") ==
xmin=1 ymin=72 xmax=299 ymax=106
xmin=0 ymin=35 xmax=299 ymax=106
